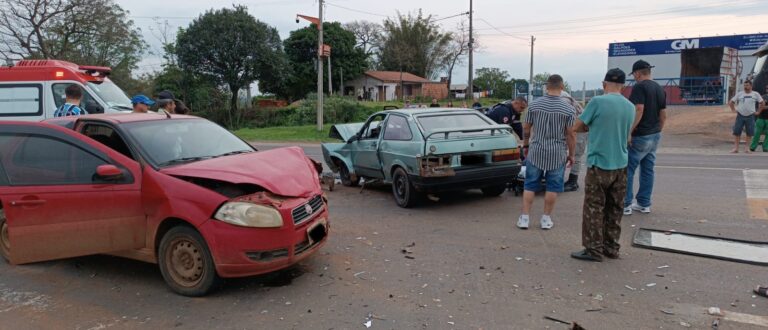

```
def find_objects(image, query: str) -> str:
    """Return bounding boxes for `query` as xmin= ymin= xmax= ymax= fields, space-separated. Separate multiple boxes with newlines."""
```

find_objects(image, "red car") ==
xmin=0 ymin=114 xmax=329 ymax=296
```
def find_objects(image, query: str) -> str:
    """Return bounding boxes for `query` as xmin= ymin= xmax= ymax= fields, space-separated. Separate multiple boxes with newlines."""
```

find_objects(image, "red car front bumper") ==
xmin=199 ymin=197 xmax=330 ymax=278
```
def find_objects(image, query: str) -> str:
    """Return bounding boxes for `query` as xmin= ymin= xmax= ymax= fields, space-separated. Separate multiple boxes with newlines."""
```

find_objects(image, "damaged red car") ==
xmin=0 ymin=114 xmax=329 ymax=296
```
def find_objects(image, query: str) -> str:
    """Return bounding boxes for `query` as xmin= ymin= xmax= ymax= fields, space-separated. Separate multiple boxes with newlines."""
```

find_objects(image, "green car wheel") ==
xmin=392 ymin=167 xmax=422 ymax=208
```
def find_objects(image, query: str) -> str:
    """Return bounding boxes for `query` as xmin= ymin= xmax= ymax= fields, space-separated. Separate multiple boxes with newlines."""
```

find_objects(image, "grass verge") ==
xmin=234 ymin=124 xmax=335 ymax=143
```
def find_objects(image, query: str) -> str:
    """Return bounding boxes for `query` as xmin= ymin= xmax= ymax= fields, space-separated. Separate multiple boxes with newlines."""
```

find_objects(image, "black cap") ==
xmin=604 ymin=68 xmax=626 ymax=84
xmin=631 ymin=60 xmax=654 ymax=73
xmin=157 ymin=90 xmax=175 ymax=100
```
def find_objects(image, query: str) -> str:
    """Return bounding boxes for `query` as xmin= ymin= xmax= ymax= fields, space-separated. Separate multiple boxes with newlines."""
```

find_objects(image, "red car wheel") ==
xmin=0 ymin=210 xmax=9 ymax=261
xmin=158 ymin=226 xmax=221 ymax=296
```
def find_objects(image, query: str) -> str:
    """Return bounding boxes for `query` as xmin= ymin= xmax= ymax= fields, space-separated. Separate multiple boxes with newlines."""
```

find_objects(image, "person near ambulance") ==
xmin=53 ymin=85 xmax=85 ymax=117
xmin=131 ymin=95 xmax=155 ymax=113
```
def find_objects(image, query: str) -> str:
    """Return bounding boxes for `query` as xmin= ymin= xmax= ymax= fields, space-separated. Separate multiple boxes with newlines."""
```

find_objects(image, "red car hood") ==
xmin=160 ymin=146 xmax=320 ymax=198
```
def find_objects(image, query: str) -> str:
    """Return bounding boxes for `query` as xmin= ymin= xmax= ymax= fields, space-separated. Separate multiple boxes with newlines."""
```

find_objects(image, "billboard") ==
xmin=609 ymin=33 xmax=768 ymax=57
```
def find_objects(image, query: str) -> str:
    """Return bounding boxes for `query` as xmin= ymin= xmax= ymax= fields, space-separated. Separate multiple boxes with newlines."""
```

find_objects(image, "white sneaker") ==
xmin=623 ymin=206 xmax=632 ymax=216
xmin=540 ymin=215 xmax=553 ymax=230
xmin=631 ymin=203 xmax=651 ymax=214
xmin=517 ymin=215 xmax=530 ymax=229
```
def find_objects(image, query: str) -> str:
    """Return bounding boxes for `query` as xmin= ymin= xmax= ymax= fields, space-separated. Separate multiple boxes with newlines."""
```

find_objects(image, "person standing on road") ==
xmin=624 ymin=60 xmax=666 ymax=216
xmin=517 ymin=74 xmax=576 ymax=230
xmin=752 ymin=85 xmax=768 ymax=152
xmin=570 ymin=69 xmax=635 ymax=262
xmin=561 ymin=91 xmax=586 ymax=192
xmin=732 ymin=81 xmax=766 ymax=152
xmin=429 ymin=98 xmax=441 ymax=107
xmin=53 ymin=85 xmax=85 ymax=117
xmin=130 ymin=95 xmax=155 ymax=113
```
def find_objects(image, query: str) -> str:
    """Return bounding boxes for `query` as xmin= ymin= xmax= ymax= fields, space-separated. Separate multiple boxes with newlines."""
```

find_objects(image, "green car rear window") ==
xmin=417 ymin=114 xmax=495 ymax=138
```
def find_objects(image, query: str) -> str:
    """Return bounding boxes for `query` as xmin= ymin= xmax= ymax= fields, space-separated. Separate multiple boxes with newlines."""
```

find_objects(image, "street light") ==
xmin=296 ymin=3 xmax=325 ymax=132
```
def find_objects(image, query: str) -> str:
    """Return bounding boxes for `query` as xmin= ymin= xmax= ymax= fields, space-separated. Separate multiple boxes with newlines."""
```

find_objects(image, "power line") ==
xmin=325 ymin=2 xmax=389 ymax=18
xmin=430 ymin=11 xmax=469 ymax=23
xmin=476 ymin=18 xmax=528 ymax=41
xmin=470 ymin=0 xmax=760 ymax=32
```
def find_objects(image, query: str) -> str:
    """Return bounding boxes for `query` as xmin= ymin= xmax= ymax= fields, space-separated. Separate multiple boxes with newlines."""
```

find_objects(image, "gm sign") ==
xmin=671 ymin=39 xmax=700 ymax=50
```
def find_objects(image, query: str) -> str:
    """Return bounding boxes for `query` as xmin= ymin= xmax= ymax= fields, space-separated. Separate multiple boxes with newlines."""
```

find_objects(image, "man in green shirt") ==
xmin=570 ymin=68 xmax=636 ymax=262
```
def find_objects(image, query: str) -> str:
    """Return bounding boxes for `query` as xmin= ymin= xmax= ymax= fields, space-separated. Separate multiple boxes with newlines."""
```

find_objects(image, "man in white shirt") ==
xmin=729 ymin=81 xmax=764 ymax=153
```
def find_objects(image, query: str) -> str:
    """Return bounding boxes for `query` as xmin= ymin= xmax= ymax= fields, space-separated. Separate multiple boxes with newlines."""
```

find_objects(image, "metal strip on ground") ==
xmin=632 ymin=228 xmax=768 ymax=266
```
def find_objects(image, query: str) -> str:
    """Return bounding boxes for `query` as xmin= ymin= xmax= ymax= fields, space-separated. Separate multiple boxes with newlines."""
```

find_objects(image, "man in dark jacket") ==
xmin=486 ymin=97 xmax=528 ymax=140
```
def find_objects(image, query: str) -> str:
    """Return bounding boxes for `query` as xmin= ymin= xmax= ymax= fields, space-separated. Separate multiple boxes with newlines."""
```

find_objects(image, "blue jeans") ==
xmin=625 ymin=133 xmax=661 ymax=208
xmin=524 ymin=160 xmax=566 ymax=193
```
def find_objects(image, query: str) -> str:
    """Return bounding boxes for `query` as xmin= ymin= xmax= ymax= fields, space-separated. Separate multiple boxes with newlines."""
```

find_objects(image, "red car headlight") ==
xmin=214 ymin=202 xmax=283 ymax=228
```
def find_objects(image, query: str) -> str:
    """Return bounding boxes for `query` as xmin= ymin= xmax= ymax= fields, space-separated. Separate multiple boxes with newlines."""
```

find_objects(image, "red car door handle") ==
xmin=10 ymin=200 xmax=47 ymax=206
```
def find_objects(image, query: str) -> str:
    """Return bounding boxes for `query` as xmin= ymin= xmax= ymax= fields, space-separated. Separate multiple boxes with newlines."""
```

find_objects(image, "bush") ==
xmin=242 ymin=94 xmax=382 ymax=128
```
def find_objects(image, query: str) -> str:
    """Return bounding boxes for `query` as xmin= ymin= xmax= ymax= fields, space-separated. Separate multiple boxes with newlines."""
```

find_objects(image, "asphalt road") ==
xmin=1 ymin=144 xmax=767 ymax=329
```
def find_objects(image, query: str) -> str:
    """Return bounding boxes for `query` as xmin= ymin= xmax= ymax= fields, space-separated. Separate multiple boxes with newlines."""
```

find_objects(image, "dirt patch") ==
xmin=660 ymin=105 xmax=762 ymax=153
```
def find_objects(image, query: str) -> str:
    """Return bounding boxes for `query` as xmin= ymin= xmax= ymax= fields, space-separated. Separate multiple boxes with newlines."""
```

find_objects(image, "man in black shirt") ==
xmin=429 ymin=98 xmax=440 ymax=107
xmin=624 ymin=60 xmax=666 ymax=216
xmin=750 ymin=85 xmax=768 ymax=152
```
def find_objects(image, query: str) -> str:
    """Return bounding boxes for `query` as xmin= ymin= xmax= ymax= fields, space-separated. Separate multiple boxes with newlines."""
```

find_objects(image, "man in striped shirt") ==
xmin=517 ymin=74 xmax=576 ymax=230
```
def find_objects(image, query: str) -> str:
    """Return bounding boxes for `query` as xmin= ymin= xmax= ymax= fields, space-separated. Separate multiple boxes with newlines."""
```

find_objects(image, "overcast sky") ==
xmin=117 ymin=0 xmax=768 ymax=91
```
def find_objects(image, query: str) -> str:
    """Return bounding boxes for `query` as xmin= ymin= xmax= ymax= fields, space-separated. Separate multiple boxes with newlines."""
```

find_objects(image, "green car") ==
xmin=322 ymin=108 xmax=522 ymax=207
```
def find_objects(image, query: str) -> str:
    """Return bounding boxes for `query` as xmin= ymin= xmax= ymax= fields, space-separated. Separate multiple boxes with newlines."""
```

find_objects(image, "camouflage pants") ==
xmin=582 ymin=167 xmax=628 ymax=256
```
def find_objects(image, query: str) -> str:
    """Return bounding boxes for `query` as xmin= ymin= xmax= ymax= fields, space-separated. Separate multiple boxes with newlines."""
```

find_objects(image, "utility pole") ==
xmin=328 ymin=55 xmax=332 ymax=96
xmin=467 ymin=0 xmax=473 ymax=101
xmin=316 ymin=0 xmax=324 ymax=131
xmin=528 ymin=35 xmax=535 ymax=103
xmin=340 ymin=66 xmax=344 ymax=97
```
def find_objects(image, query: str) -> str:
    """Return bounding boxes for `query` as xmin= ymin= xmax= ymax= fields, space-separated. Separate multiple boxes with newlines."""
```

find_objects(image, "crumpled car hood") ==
xmin=329 ymin=122 xmax=364 ymax=141
xmin=160 ymin=146 xmax=319 ymax=198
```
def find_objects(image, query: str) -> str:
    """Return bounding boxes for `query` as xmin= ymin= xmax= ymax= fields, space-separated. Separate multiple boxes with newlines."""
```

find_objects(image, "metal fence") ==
xmin=625 ymin=76 xmax=728 ymax=106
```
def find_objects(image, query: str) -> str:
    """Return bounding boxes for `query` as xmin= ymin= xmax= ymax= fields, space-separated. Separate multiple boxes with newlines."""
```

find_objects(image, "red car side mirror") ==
xmin=96 ymin=164 xmax=123 ymax=180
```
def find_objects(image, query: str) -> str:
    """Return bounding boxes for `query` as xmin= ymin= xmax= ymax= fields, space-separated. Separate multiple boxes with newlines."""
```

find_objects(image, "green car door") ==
xmin=351 ymin=113 xmax=386 ymax=179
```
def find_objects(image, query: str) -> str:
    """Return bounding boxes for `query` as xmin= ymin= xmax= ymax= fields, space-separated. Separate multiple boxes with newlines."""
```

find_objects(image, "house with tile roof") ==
xmin=344 ymin=71 xmax=448 ymax=101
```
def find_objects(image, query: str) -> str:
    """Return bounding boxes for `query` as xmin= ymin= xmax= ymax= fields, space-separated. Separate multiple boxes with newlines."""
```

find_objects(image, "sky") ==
xmin=117 ymin=0 xmax=768 ymax=91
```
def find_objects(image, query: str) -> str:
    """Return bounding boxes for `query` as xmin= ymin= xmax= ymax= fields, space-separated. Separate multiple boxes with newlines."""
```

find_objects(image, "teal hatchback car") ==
xmin=322 ymin=108 xmax=522 ymax=207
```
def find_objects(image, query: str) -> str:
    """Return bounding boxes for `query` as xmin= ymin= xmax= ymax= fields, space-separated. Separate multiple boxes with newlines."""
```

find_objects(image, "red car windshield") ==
xmin=122 ymin=118 xmax=255 ymax=167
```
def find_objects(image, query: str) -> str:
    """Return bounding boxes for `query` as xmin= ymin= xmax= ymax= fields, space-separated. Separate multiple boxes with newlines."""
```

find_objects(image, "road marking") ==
xmin=656 ymin=165 xmax=746 ymax=171
xmin=744 ymin=169 xmax=768 ymax=220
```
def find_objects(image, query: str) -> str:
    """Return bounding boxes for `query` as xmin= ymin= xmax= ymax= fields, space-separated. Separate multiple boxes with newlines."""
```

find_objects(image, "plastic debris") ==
xmin=625 ymin=285 xmax=637 ymax=291
xmin=657 ymin=265 xmax=670 ymax=269
xmin=646 ymin=283 xmax=657 ymax=287
xmin=708 ymin=307 xmax=722 ymax=316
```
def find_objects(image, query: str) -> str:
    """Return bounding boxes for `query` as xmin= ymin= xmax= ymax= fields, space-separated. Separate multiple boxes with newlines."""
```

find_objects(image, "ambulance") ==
xmin=0 ymin=59 xmax=132 ymax=121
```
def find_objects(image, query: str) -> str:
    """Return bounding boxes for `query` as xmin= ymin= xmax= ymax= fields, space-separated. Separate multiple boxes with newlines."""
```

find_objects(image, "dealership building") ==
xmin=608 ymin=33 xmax=768 ymax=105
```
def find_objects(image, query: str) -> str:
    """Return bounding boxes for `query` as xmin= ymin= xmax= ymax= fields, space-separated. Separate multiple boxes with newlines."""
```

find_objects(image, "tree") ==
xmin=443 ymin=20 xmax=471 ymax=92
xmin=378 ymin=10 xmax=452 ymax=80
xmin=343 ymin=20 xmax=381 ymax=68
xmin=284 ymin=22 xmax=367 ymax=100
xmin=0 ymin=0 xmax=146 ymax=87
xmin=175 ymin=6 xmax=288 ymax=128
xmin=473 ymin=67 xmax=515 ymax=100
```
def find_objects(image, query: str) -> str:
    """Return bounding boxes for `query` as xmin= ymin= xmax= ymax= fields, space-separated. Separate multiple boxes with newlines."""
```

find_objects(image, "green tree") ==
xmin=378 ymin=10 xmax=452 ymax=80
xmin=284 ymin=21 xmax=367 ymax=100
xmin=0 ymin=0 xmax=146 ymax=88
xmin=175 ymin=6 xmax=288 ymax=128
xmin=474 ymin=67 xmax=516 ymax=99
